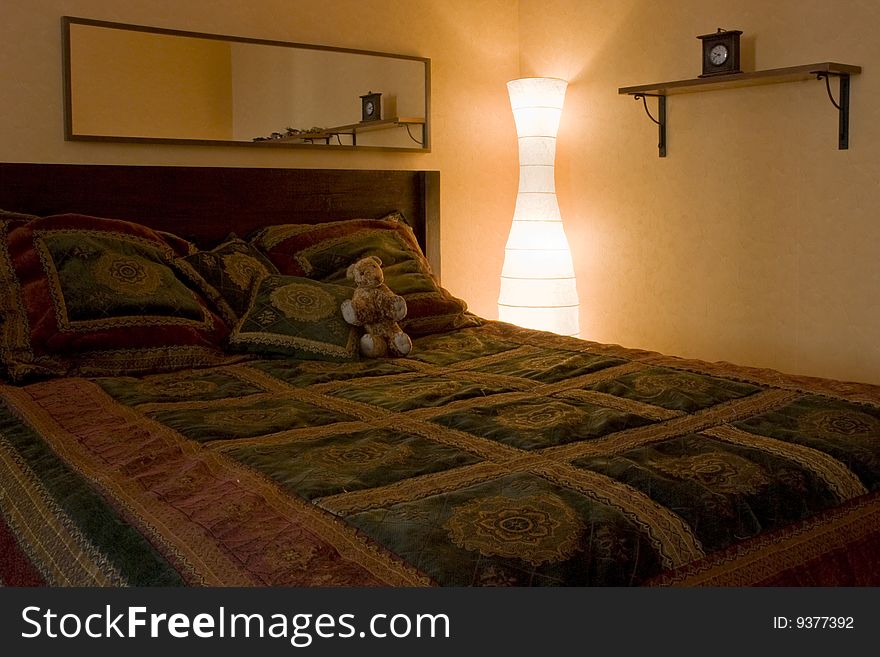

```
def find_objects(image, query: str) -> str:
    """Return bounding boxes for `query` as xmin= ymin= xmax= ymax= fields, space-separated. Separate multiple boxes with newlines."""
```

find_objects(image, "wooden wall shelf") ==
xmin=619 ymin=62 xmax=861 ymax=156
xmin=327 ymin=117 xmax=425 ymax=146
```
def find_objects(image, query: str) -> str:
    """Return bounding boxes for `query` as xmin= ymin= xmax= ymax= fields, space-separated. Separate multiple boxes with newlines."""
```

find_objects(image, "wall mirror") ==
xmin=62 ymin=16 xmax=430 ymax=152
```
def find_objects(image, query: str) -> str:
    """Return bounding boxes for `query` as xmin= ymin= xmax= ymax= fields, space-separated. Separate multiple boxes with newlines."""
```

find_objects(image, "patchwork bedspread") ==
xmin=2 ymin=322 xmax=879 ymax=586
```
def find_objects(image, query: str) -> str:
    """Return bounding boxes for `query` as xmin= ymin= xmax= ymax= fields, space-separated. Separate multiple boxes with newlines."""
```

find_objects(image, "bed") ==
xmin=1 ymin=163 xmax=878 ymax=587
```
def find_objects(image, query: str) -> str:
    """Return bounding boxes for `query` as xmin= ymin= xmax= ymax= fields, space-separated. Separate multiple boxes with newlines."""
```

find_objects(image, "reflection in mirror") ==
xmin=63 ymin=17 xmax=430 ymax=151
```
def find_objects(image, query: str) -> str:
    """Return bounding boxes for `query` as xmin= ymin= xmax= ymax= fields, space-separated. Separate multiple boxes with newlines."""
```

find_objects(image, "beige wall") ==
xmin=519 ymin=0 xmax=880 ymax=384
xmin=0 ymin=0 xmax=519 ymax=322
xmin=3 ymin=0 xmax=878 ymax=384
xmin=69 ymin=24 xmax=233 ymax=139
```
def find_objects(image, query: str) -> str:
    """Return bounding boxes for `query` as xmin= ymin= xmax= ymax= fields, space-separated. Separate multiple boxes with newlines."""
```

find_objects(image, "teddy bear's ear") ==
xmin=368 ymin=255 xmax=383 ymax=267
xmin=346 ymin=262 xmax=358 ymax=279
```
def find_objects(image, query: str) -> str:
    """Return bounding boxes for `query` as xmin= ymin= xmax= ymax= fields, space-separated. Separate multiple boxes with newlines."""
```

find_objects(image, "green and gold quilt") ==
xmin=2 ymin=322 xmax=879 ymax=586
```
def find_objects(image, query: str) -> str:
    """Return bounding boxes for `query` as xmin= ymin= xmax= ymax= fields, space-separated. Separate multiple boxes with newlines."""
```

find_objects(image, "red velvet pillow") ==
xmin=0 ymin=213 xmax=232 ymax=381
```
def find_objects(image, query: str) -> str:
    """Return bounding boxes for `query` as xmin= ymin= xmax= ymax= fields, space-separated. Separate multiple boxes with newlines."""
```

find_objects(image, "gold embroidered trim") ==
xmin=555 ymin=388 xmax=684 ymax=421
xmin=650 ymin=493 xmax=880 ymax=586
xmin=640 ymin=354 xmax=880 ymax=406
xmin=70 ymin=347 xmax=241 ymax=377
xmin=229 ymin=328 xmax=358 ymax=359
xmin=310 ymin=370 xmax=435 ymax=394
xmin=0 ymin=221 xmax=35 ymax=367
xmin=423 ymin=368 xmax=539 ymax=392
xmin=443 ymin=345 xmax=535 ymax=371
xmin=535 ymin=362 xmax=648 ymax=395
xmin=0 ymin=436 xmax=125 ymax=586
xmin=544 ymin=388 xmax=802 ymax=461
xmin=321 ymin=452 xmax=576 ymax=516
xmin=210 ymin=420 xmax=373 ymax=452
xmin=378 ymin=410 xmax=523 ymax=461
xmin=1 ymin=383 xmax=253 ymax=586
xmin=319 ymin=367 xmax=536 ymax=397
xmin=534 ymin=461 xmax=706 ymax=570
xmin=702 ymin=425 xmax=868 ymax=502
xmin=319 ymin=462 xmax=517 ymax=515
xmin=134 ymin=391 xmax=276 ymax=413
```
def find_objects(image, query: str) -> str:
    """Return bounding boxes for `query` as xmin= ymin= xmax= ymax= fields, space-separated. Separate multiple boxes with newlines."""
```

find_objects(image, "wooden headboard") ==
xmin=0 ymin=163 xmax=441 ymax=275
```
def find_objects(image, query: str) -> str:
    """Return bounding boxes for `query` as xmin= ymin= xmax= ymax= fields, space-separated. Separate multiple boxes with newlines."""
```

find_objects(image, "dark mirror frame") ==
xmin=61 ymin=16 xmax=431 ymax=152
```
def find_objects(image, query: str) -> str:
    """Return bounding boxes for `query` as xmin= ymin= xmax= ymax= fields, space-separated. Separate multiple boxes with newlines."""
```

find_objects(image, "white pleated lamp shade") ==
xmin=498 ymin=77 xmax=579 ymax=337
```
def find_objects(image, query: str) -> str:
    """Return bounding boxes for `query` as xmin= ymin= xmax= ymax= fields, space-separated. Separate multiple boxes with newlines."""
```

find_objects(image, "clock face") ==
xmin=361 ymin=93 xmax=381 ymax=121
xmin=709 ymin=43 xmax=729 ymax=66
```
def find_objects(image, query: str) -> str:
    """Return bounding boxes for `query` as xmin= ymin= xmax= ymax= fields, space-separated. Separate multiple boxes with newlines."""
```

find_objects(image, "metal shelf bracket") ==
xmin=632 ymin=93 xmax=667 ymax=157
xmin=813 ymin=71 xmax=851 ymax=149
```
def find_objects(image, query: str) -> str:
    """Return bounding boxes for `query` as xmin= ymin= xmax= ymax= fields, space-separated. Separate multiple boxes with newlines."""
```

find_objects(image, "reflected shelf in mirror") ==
xmin=254 ymin=117 xmax=426 ymax=147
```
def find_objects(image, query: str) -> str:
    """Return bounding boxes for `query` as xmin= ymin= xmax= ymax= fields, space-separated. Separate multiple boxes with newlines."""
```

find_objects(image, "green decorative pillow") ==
xmin=228 ymin=275 xmax=358 ymax=361
xmin=175 ymin=235 xmax=278 ymax=326
xmin=250 ymin=213 xmax=480 ymax=336
xmin=0 ymin=213 xmax=231 ymax=381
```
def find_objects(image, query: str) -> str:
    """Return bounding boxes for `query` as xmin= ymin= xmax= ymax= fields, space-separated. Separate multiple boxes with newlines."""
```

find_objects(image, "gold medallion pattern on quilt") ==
xmin=802 ymin=409 xmax=879 ymax=441
xmin=302 ymin=441 xmax=414 ymax=486
xmin=649 ymin=452 xmax=770 ymax=494
xmin=496 ymin=400 xmax=585 ymax=431
xmin=444 ymin=493 xmax=584 ymax=566
xmin=634 ymin=372 xmax=709 ymax=395
xmin=135 ymin=377 xmax=220 ymax=398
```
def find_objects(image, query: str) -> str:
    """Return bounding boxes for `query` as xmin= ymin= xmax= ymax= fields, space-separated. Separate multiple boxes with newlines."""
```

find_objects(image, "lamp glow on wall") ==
xmin=498 ymin=77 xmax=580 ymax=337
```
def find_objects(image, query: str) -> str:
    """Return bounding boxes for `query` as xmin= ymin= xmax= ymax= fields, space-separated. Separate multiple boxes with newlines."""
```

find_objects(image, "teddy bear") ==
xmin=340 ymin=256 xmax=413 ymax=358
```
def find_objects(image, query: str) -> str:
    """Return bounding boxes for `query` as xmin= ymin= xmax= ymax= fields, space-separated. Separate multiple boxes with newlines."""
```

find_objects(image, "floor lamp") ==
xmin=498 ymin=77 xmax=579 ymax=337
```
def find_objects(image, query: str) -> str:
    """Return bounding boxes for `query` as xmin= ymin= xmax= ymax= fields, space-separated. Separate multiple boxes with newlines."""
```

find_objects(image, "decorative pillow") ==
xmin=250 ymin=213 xmax=480 ymax=336
xmin=228 ymin=275 xmax=358 ymax=361
xmin=0 ymin=208 xmax=40 ymax=222
xmin=175 ymin=235 xmax=278 ymax=326
xmin=0 ymin=213 xmax=35 ymax=380
xmin=0 ymin=213 xmax=232 ymax=381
